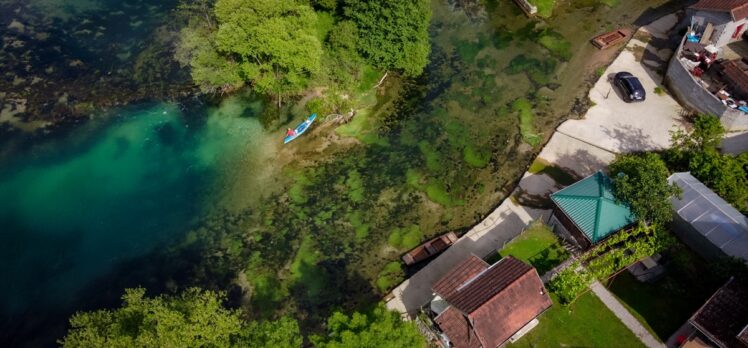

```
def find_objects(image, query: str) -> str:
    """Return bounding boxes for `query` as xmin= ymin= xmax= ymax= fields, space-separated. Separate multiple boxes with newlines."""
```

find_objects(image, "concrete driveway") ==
xmin=558 ymin=14 xmax=685 ymax=154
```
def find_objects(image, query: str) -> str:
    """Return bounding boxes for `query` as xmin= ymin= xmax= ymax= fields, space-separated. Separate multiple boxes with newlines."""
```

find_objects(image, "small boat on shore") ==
xmin=591 ymin=28 xmax=631 ymax=49
xmin=402 ymin=232 xmax=459 ymax=266
xmin=284 ymin=113 xmax=317 ymax=144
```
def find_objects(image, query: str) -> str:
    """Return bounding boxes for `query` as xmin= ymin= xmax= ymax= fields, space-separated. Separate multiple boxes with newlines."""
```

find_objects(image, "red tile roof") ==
xmin=434 ymin=307 xmax=482 ymax=348
xmin=689 ymin=278 xmax=748 ymax=348
xmin=433 ymin=256 xmax=552 ymax=348
xmin=690 ymin=0 xmax=748 ymax=21
xmin=470 ymin=270 xmax=553 ymax=348
xmin=432 ymin=255 xmax=488 ymax=299
xmin=447 ymin=257 xmax=534 ymax=314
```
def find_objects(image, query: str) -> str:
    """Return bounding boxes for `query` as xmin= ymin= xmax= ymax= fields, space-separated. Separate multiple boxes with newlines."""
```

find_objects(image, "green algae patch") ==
xmin=512 ymin=99 xmax=541 ymax=146
xmin=506 ymin=55 xmax=557 ymax=85
xmin=376 ymin=261 xmax=404 ymax=293
xmin=529 ymin=0 xmax=556 ymax=18
xmin=335 ymin=109 xmax=388 ymax=146
xmin=538 ymin=30 xmax=572 ymax=61
xmin=387 ymin=225 xmax=423 ymax=250
xmin=288 ymin=172 xmax=313 ymax=204
xmin=346 ymin=170 xmax=365 ymax=203
xmin=406 ymin=168 xmax=425 ymax=190
xmin=418 ymin=140 xmax=442 ymax=172
xmin=463 ymin=145 xmax=490 ymax=168
xmin=290 ymin=236 xmax=325 ymax=298
xmin=528 ymin=158 xmax=578 ymax=186
xmin=456 ymin=34 xmax=489 ymax=63
xmin=425 ymin=181 xmax=463 ymax=207
xmin=348 ymin=210 xmax=370 ymax=239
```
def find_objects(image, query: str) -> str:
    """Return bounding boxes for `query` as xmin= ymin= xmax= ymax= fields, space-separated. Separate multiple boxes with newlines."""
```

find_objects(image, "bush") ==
xmin=549 ymin=264 xmax=593 ymax=304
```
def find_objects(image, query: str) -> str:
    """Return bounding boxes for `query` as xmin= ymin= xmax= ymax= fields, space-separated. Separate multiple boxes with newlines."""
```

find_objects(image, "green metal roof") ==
xmin=550 ymin=171 xmax=636 ymax=243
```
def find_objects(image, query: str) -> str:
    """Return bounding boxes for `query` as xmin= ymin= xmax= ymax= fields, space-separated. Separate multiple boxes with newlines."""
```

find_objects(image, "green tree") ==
xmin=59 ymin=288 xmax=243 ymax=347
xmin=343 ymin=0 xmax=431 ymax=76
xmin=609 ymin=153 xmax=681 ymax=225
xmin=213 ymin=0 xmax=322 ymax=104
xmin=667 ymin=114 xmax=724 ymax=169
xmin=242 ymin=316 xmax=302 ymax=348
xmin=311 ymin=304 xmax=426 ymax=348
xmin=59 ymin=288 xmax=302 ymax=348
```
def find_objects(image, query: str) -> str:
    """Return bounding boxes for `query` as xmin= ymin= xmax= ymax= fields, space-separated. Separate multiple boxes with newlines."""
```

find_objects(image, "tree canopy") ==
xmin=311 ymin=304 xmax=426 ymax=348
xmin=343 ymin=0 xmax=432 ymax=76
xmin=666 ymin=114 xmax=748 ymax=213
xmin=59 ymin=288 xmax=301 ymax=348
xmin=610 ymin=153 xmax=681 ymax=225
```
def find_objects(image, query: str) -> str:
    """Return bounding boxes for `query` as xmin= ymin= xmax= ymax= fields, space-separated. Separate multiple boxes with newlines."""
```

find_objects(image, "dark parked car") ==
xmin=614 ymin=72 xmax=646 ymax=102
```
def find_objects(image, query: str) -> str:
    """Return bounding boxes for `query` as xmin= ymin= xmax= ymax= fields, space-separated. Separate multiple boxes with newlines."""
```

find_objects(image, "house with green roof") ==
xmin=549 ymin=171 xmax=637 ymax=250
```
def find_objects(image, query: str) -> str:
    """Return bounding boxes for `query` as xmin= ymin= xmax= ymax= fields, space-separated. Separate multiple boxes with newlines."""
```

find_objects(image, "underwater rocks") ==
xmin=0 ymin=0 xmax=193 ymax=134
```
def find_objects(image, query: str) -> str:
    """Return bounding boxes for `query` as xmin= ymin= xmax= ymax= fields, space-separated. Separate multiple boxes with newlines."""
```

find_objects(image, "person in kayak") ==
xmin=286 ymin=128 xmax=296 ymax=137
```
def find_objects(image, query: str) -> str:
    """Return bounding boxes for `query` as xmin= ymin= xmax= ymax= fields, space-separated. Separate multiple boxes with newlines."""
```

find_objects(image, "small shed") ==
xmin=549 ymin=171 xmax=637 ymax=250
xmin=668 ymin=172 xmax=748 ymax=263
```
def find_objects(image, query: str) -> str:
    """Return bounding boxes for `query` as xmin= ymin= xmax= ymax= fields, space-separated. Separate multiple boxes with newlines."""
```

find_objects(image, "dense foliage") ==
xmin=343 ymin=0 xmax=431 ymax=76
xmin=667 ymin=114 xmax=748 ymax=213
xmin=609 ymin=153 xmax=681 ymax=225
xmin=550 ymin=224 xmax=675 ymax=304
xmin=176 ymin=0 xmax=432 ymax=101
xmin=311 ymin=304 xmax=426 ymax=348
xmin=59 ymin=288 xmax=301 ymax=347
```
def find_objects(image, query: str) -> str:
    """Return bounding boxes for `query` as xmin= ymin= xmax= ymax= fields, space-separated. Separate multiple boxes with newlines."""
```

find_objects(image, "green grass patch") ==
xmin=376 ymin=261 xmax=404 ymax=293
xmin=463 ymin=145 xmax=490 ymax=168
xmin=498 ymin=221 xmax=569 ymax=274
xmin=654 ymin=86 xmax=665 ymax=96
xmin=357 ymin=65 xmax=381 ymax=92
xmin=606 ymin=248 xmax=719 ymax=341
xmin=512 ymin=98 xmax=541 ymax=146
xmin=538 ymin=30 xmax=572 ymax=61
xmin=387 ymin=225 xmax=423 ymax=250
xmin=528 ymin=158 xmax=577 ymax=186
xmin=509 ymin=292 xmax=645 ymax=348
xmin=528 ymin=0 xmax=556 ymax=18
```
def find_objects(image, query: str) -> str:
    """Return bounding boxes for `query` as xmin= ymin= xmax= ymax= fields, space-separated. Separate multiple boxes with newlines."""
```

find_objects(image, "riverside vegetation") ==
xmin=0 ymin=0 xmax=688 ymax=345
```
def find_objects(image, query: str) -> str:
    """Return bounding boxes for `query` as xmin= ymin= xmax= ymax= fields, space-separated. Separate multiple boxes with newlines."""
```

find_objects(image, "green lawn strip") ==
xmin=498 ymin=221 xmax=569 ymax=274
xmin=528 ymin=0 xmax=555 ymax=18
xmin=509 ymin=292 xmax=646 ymax=348
xmin=528 ymin=157 xmax=578 ymax=186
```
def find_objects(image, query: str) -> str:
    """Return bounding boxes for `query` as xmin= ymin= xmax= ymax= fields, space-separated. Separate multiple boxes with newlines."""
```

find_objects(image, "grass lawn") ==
xmin=487 ymin=221 xmax=569 ymax=274
xmin=606 ymin=247 xmax=720 ymax=341
xmin=509 ymin=292 xmax=645 ymax=348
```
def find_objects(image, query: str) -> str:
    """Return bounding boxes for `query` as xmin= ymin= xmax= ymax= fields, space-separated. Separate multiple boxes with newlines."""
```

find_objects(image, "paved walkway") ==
xmin=590 ymin=281 xmax=665 ymax=348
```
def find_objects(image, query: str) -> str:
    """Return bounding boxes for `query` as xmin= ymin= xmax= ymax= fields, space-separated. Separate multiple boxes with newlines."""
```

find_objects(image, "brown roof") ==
xmin=721 ymin=60 xmax=748 ymax=96
xmin=434 ymin=307 xmax=482 ymax=348
xmin=447 ymin=256 xmax=534 ymax=314
xmin=432 ymin=255 xmax=488 ymax=299
xmin=690 ymin=0 xmax=748 ymax=21
xmin=689 ymin=278 xmax=748 ymax=348
xmin=433 ymin=256 xmax=552 ymax=348
xmin=470 ymin=270 xmax=553 ymax=348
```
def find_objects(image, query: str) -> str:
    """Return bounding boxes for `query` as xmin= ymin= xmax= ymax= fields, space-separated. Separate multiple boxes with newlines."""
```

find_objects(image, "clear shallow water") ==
xmin=0 ymin=99 xmax=271 ymax=316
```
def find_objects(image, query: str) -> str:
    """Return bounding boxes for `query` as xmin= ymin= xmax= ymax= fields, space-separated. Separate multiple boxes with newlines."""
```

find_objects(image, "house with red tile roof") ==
xmin=430 ymin=255 xmax=552 ymax=348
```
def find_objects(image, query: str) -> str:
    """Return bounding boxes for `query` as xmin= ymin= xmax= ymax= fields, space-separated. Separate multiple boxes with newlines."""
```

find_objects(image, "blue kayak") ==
xmin=284 ymin=113 xmax=317 ymax=144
